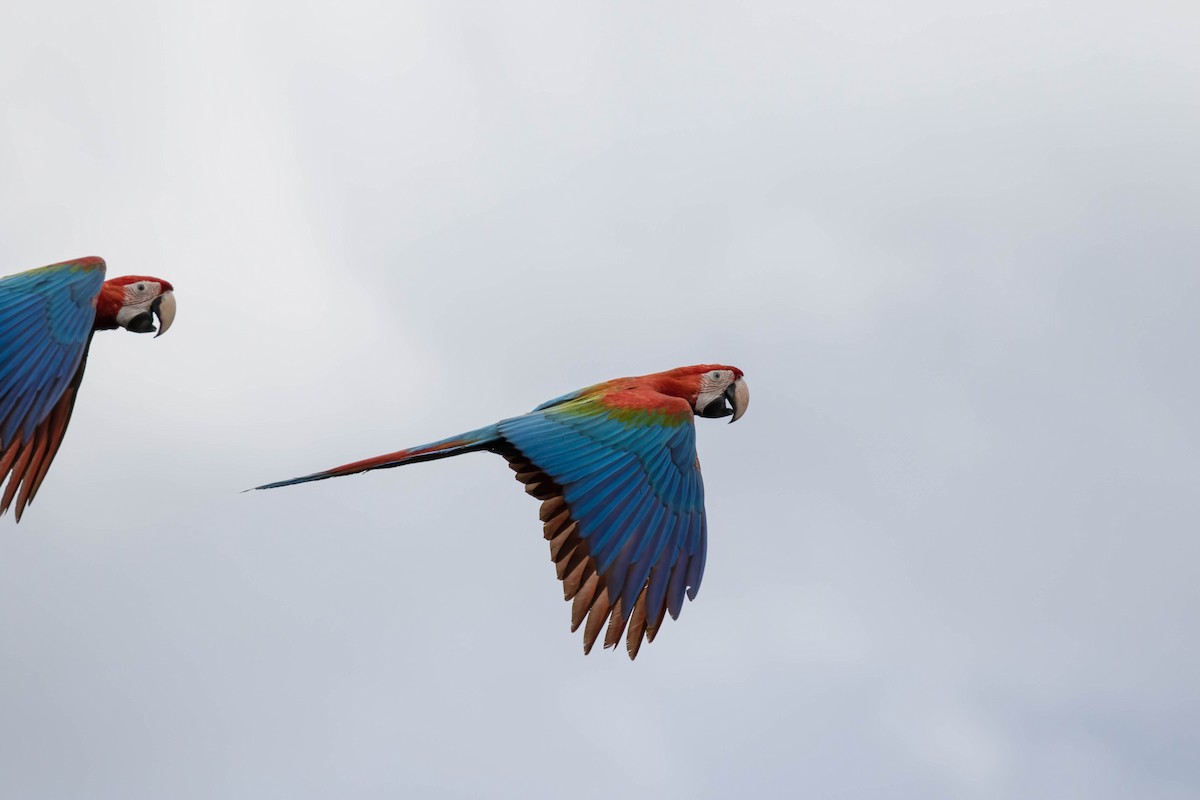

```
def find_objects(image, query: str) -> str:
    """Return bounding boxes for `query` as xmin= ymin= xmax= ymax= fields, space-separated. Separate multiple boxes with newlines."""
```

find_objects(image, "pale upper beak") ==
xmin=727 ymin=377 xmax=749 ymax=423
xmin=151 ymin=291 xmax=176 ymax=337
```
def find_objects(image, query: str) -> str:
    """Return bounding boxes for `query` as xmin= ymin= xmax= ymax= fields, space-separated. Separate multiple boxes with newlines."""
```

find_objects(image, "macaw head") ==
xmin=96 ymin=276 xmax=177 ymax=336
xmin=660 ymin=364 xmax=749 ymax=423
xmin=692 ymin=365 xmax=749 ymax=423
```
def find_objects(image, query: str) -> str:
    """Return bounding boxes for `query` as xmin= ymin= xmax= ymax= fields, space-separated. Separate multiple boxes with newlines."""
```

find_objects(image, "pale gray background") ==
xmin=1 ymin=2 xmax=1197 ymax=798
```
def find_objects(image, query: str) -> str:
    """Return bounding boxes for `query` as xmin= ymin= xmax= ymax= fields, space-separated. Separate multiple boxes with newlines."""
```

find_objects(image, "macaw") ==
xmin=0 ymin=256 xmax=177 ymax=521
xmin=254 ymin=364 xmax=749 ymax=658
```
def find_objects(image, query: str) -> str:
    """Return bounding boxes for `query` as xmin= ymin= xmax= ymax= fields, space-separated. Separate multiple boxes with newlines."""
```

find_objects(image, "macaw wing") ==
xmin=0 ymin=258 xmax=106 ymax=519
xmin=498 ymin=396 xmax=706 ymax=658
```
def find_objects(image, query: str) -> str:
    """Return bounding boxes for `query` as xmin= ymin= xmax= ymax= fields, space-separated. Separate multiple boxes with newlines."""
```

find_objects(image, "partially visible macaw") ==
xmin=254 ymin=364 xmax=749 ymax=658
xmin=0 ymin=257 xmax=177 ymax=521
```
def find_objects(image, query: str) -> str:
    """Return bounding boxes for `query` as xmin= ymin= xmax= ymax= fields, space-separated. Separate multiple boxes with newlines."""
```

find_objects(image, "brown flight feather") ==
xmin=497 ymin=442 xmax=663 ymax=659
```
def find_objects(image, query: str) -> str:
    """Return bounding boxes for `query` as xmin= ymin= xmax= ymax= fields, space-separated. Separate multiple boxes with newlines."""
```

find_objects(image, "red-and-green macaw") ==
xmin=254 ymin=364 xmax=749 ymax=658
xmin=0 ymin=257 xmax=177 ymax=521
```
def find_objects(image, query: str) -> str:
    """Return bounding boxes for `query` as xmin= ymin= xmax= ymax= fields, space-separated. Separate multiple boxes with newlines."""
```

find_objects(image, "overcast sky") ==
xmin=1 ymin=2 xmax=1198 ymax=798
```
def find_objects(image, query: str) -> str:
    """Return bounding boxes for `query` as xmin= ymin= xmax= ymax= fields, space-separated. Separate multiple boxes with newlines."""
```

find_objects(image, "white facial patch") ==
xmin=114 ymin=282 xmax=162 ymax=328
xmin=694 ymin=370 xmax=730 ymax=412
xmin=123 ymin=281 xmax=160 ymax=304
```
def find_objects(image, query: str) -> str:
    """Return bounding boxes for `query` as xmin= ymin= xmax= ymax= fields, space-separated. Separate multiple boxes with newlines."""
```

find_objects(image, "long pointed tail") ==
xmin=250 ymin=424 xmax=502 ymax=491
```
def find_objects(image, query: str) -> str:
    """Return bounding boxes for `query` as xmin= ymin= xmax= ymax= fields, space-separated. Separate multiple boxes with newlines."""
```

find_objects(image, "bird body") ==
xmin=255 ymin=364 xmax=748 ymax=658
xmin=0 ymin=257 xmax=176 ymax=520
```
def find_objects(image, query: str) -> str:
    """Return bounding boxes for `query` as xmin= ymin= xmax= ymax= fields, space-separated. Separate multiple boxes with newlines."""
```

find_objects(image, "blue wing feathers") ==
xmin=552 ymin=448 xmax=632 ymax=486
xmin=570 ymin=477 xmax=638 ymax=537
xmin=1 ymin=299 xmax=42 ymax=333
xmin=667 ymin=554 xmax=689 ymax=620
xmin=593 ymin=490 xmax=656 ymax=575
xmin=0 ymin=263 xmax=102 ymax=430
xmin=643 ymin=548 xmax=676 ymax=625
xmin=686 ymin=518 xmax=707 ymax=601
xmin=498 ymin=396 xmax=708 ymax=655
xmin=1 ymin=339 xmax=56 ymax=441
xmin=0 ymin=259 xmax=105 ymax=518
xmin=588 ymin=479 xmax=652 ymax=548
xmin=648 ymin=510 xmax=685 ymax=581
xmin=3 ymin=332 xmax=73 ymax=441
xmin=564 ymin=455 xmax=640 ymax=510
xmin=619 ymin=510 xmax=674 ymax=611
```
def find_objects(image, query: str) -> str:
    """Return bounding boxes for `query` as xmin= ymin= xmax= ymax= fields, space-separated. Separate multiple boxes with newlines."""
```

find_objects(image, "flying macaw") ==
xmin=254 ymin=364 xmax=749 ymax=658
xmin=0 ymin=256 xmax=177 ymax=521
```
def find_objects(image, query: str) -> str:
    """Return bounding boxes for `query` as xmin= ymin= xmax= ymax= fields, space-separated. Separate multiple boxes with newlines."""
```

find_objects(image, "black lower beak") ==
xmin=133 ymin=296 xmax=167 ymax=336
xmin=723 ymin=383 xmax=739 ymax=422
xmin=150 ymin=295 xmax=163 ymax=323
xmin=699 ymin=391 xmax=734 ymax=419
xmin=126 ymin=311 xmax=157 ymax=334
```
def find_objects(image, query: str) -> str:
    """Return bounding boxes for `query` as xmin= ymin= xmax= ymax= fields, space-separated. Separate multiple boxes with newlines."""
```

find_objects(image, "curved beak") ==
xmin=726 ymin=377 xmax=749 ymax=423
xmin=151 ymin=291 xmax=176 ymax=338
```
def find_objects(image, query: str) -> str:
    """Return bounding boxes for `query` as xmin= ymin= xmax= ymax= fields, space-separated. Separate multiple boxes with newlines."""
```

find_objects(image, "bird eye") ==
xmin=711 ymin=371 xmax=722 ymax=379
xmin=136 ymin=283 xmax=146 ymax=292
